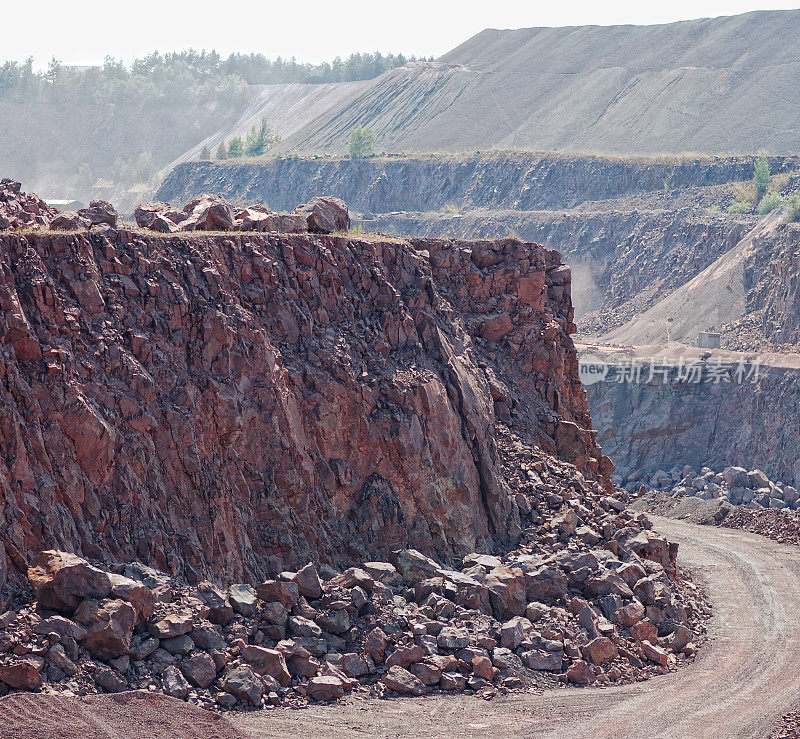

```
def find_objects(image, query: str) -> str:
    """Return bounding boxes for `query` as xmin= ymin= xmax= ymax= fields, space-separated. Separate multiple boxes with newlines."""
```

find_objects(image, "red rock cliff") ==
xmin=0 ymin=228 xmax=605 ymax=588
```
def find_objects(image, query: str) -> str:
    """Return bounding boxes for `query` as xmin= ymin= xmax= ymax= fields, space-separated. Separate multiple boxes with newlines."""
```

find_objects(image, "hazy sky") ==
xmin=7 ymin=1 xmax=799 ymax=67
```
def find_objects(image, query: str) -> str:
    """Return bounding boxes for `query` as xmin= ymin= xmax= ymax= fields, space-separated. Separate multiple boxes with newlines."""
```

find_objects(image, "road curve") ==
xmin=235 ymin=516 xmax=800 ymax=738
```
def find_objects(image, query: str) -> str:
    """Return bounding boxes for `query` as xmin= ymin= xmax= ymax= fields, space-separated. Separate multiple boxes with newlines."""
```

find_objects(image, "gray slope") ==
xmin=279 ymin=10 xmax=800 ymax=156
xmin=603 ymin=206 xmax=789 ymax=346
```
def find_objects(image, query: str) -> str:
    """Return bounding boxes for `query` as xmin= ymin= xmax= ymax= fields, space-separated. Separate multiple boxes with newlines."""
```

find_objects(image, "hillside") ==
xmin=273 ymin=10 xmax=800 ymax=156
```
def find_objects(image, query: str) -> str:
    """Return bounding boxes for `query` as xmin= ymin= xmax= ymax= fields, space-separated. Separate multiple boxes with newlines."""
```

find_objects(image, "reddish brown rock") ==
xmin=179 ymin=193 xmax=235 ymax=231
xmin=583 ymin=636 xmax=617 ymax=664
xmin=82 ymin=599 xmax=137 ymax=659
xmin=241 ymin=645 xmax=291 ymax=686
xmin=108 ymin=573 xmax=155 ymax=620
xmin=566 ymin=659 xmax=595 ymax=685
xmin=0 ymin=659 xmax=43 ymax=689
xmin=382 ymin=665 xmax=426 ymax=696
xmin=293 ymin=196 xmax=350 ymax=234
xmin=385 ymin=644 xmax=425 ymax=669
xmin=641 ymin=640 xmax=670 ymax=667
xmin=149 ymin=612 xmax=194 ymax=639
xmin=0 ymin=229 xmax=603 ymax=586
xmin=306 ymin=675 xmax=345 ymax=701
xmin=28 ymin=551 xmax=112 ymax=612
xmin=615 ymin=600 xmax=645 ymax=628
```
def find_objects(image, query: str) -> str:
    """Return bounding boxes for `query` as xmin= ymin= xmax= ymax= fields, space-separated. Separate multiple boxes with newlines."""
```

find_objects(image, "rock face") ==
xmin=0 ymin=179 xmax=56 ymax=230
xmin=156 ymin=154 xmax=784 ymax=215
xmin=588 ymin=360 xmax=800 ymax=485
xmin=0 ymin=225 xmax=605 ymax=587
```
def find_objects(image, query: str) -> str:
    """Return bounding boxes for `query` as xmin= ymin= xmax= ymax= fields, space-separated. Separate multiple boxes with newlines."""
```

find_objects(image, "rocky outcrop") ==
xmin=0 ymin=224 xmax=606 ymax=591
xmin=0 ymin=179 xmax=56 ymax=230
xmin=0 ymin=468 xmax=708 ymax=708
xmin=155 ymin=154 xmax=796 ymax=216
xmin=586 ymin=359 xmax=800 ymax=485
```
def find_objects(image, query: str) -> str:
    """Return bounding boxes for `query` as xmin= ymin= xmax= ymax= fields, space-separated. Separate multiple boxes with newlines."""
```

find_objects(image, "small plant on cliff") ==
xmin=198 ymin=145 xmax=211 ymax=161
xmin=349 ymin=126 xmax=375 ymax=159
xmin=244 ymin=117 xmax=279 ymax=157
xmin=754 ymin=151 xmax=770 ymax=200
xmin=756 ymin=191 xmax=783 ymax=215
xmin=227 ymin=136 xmax=245 ymax=158
xmin=215 ymin=141 xmax=228 ymax=160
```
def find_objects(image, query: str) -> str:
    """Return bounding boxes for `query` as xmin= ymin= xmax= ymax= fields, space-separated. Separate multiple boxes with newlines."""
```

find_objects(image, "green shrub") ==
xmin=227 ymin=136 xmax=244 ymax=158
xmin=198 ymin=145 xmax=211 ymax=161
xmin=727 ymin=201 xmax=752 ymax=214
xmin=215 ymin=141 xmax=228 ymax=160
xmin=754 ymin=151 xmax=770 ymax=199
xmin=786 ymin=193 xmax=800 ymax=222
xmin=245 ymin=117 xmax=278 ymax=157
xmin=349 ymin=126 xmax=375 ymax=159
xmin=756 ymin=191 xmax=783 ymax=215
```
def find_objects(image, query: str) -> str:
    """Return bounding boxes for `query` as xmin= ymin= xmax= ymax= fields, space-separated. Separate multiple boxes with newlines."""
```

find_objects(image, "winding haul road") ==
xmin=4 ymin=516 xmax=800 ymax=738
xmin=234 ymin=516 xmax=800 ymax=738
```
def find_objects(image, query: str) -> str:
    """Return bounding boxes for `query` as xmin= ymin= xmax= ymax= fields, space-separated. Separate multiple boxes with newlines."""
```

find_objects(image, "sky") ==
xmin=6 ymin=1 xmax=799 ymax=68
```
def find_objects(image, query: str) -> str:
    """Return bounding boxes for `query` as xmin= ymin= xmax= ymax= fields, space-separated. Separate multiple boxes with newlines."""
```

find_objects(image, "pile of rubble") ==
xmin=0 ymin=180 xmax=350 ymax=237
xmin=0 ymin=179 xmax=57 ymax=230
xmin=0 ymin=446 xmax=709 ymax=711
xmin=132 ymin=194 xmax=350 ymax=235
xmin=616 ymin=464 xmax=799 ymax=511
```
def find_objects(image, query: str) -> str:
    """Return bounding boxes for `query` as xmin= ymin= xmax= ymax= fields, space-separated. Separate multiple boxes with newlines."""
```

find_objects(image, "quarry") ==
xmin=3 ymin=6 xmax=800 ymax=739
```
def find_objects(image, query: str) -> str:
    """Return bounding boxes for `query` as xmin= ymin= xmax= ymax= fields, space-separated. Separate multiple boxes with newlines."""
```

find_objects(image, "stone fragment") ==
xmin=28 ymin=551 xmax=112 ymax=612
xmin=382 ymin=665 xmax=426 ymax=696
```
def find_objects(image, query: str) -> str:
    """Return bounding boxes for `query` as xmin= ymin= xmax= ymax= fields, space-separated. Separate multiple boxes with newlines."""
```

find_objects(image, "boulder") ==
xmin=28 ymin=550 xmax=112 ymax=612
xmin=33 ymin=615 xmax=87 ymax=641
xmin=364 ymin=626 xmax=388 ymax=664
xmin=485 ymin=566 xmax=527 ymax=619
xmin=50 ymin=211 xmax=91 ymax=231
xmin=583 ymin=636 xmax=617 ymax=664
xmin=293 ymin=196 xmax=350 ymax=234
xmin=180 ymin=651 xmax=217 ymax=688
xmin=82 ymin=598 xmax=137 ymax=660
xmin=640 ymin=640 xmax=669 ymax=667
xmin=0 ymin=659 xmax=43 ymax=689
xmin=436 ymin=627 xmax=469 ymax=650
xmin=241 ymin=645 xmax=291 ymax=686
xmin=108 ymin=573 xmax=154 ymax=620
xmin=78 ymin=200 xmax=117 ymax=227
xmin=222 ymin=664 xmax=263 ymax=706
xmin=566 ymin=659 xmax=595 ymax=685
xmin=386 ymin=643 xmax=425 ymax=669
xmin=197 ymin=581 xmax=234 ymax=625
xmin=257 ymin=579 xmax=299 ymax=608
xmin=162 ymin=664 xmax=190 ymax=699
xmin=180 ymin=194 xmax=234 ymax=231
xmin=500 ymin=616 xmax=532 ymax=650
xmin=524 ymin=565 xmax=568 ymax=602
xmin=293 ymin=563 xmax=323 ymax=600
xmin=521 ymin=649 xmax=562 ymax=671
xmin=306 ymin=675 xmax=346 ymax=701
xmin=382 ymin=665 xmax=426 ymax=696
xmin=228 ymin=584 xmax=259 ymax=617
xmin=723 ymin=466 xmax=749 ymax=488
xmin=149 ymin=612 xmax=194 ymax=639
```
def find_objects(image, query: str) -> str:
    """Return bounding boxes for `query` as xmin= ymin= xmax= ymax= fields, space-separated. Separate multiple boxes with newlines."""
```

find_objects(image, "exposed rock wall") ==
xmin=0 ymin=228 xmax=604 ymax=591
xmin=586 ymin=362 xmax=800 ymax=484
xmin=155 ymin=154 xmax=796 ymax=216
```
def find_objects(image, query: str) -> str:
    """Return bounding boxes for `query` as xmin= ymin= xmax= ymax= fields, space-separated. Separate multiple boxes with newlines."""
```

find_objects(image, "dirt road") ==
xmin=234 ymin=516 xmax=800 ymax=738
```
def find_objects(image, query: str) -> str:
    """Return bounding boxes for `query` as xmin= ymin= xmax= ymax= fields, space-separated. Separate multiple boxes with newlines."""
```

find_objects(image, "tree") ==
xmin=199 ymin=145 xmax=211 ymax=160
xmin=227 ymin=136 xmax=244 ymax=158
xmin=215 ymin=141 xmax=228 ymax=160
xmin=754 ymin=151 xmax=770 ymax=200
xmin=244 ymin=117 xmax=278 ymax=157
xmin=349 ymin=126 xmax=375 ymax=159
